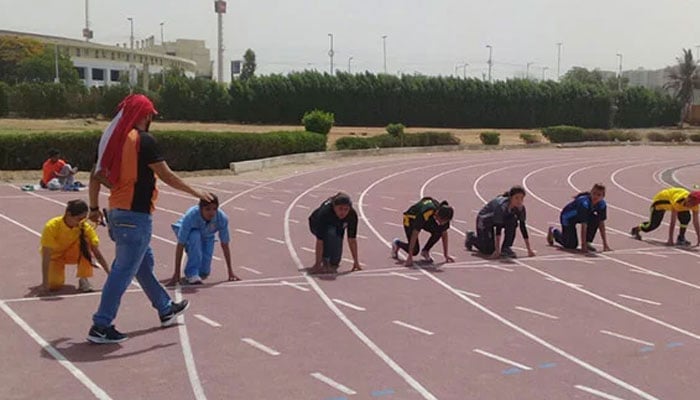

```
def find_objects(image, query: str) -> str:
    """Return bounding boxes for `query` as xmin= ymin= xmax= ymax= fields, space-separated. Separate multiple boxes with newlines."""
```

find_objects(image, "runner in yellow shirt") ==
xmin=40 ymin=200 xmax=110 ymax=293
xmin=631 ymin=187 xmax=700 ymax=246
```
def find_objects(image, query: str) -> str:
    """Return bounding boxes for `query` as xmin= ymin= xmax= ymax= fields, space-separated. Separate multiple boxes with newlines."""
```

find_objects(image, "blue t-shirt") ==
xmin=560 ymin=194 xmax=607 ymax=226
xmin=172 ymin=206 xmax=230 ymax=244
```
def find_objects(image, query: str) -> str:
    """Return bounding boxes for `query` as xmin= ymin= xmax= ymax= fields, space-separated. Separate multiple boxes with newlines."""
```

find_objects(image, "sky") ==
xmin=1 ymin=0 xmax=700 ymax=82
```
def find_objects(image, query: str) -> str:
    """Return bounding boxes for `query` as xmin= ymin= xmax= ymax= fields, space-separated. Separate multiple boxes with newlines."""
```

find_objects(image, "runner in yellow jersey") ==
xmin=631 ymin=187 xmax=700 ymax=246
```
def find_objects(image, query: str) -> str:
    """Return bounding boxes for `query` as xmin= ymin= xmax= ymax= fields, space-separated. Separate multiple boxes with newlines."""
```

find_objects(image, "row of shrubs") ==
xmin=335 ymin=131 xmax=460 ymax=150
xmin=0 ymin=130 xmax=326 ymax=170
xmin=541 ymin=125 xmax=700 ymax=143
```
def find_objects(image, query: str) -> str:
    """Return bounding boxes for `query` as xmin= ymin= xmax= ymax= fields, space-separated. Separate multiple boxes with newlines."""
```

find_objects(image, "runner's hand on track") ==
xmin=444 ymin=255 xmax=455 ymax=263
xmin=351 ymin=261 xmax=362 ymax=271
xmin=228 ymin=273 xmax=241 ymax=281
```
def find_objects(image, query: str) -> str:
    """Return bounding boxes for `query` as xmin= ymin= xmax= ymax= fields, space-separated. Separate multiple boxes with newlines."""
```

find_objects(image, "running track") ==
xmin=2 ymin=146 xmax=700 ymax=400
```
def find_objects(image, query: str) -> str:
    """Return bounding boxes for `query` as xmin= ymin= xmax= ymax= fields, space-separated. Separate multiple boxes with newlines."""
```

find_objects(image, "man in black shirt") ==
xmin=308 ymin=192 xmax=361 ymax=274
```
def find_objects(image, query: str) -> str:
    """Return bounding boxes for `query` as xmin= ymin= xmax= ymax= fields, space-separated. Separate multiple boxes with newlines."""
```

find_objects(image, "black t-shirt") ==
xmin=403 ymin=197 xmax=451 ymax=234
xmin=308 ymin=200 xmax=358 ymax=239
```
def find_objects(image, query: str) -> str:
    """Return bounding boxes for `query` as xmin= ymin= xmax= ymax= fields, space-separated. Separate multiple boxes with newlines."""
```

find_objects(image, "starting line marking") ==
xmin=473 ymin=349 xmax=532 ymax=371
xmin=574 ymin=385 xmax=627 ymax=400
xmin=266 ymin=237 xmax=286 ymax=245
xmin=281 ymin=280 xmax=310 ymax=292
xmin=381 ymin=207 xmax=399 ymax=212
xmin=617 ymin=294 xmax=661 ymax=306
xmin=194 ymin=314 xmax=222 ymax=328
xmin=390 ymin=272 xmax=420 ymax=281
xmin=241 ymin=338 xmax=280 ymax=356
xmin=240 ymin=266 xmax=263 ymax=275
xmin=310 ymin=373 xmax=356 ymax=395
xmin=515 ymin=306 xmax=559 ymax=320
xmin=235 ymin=229 xmax=253 ymax=235
xmin=600 ymin=330 xmax=654 ymax=347
xmin=384 ymin=222 xmax=403 ymax=228
xmin=393 ymin=320 xmax=435 ymax=336
xmin=332 ymin=299 xmax=366 ymax=311
xmin=456 ymin=290 xmax=481 ymax=298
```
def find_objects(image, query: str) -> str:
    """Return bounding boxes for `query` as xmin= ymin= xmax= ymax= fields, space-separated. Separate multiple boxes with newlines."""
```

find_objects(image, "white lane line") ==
xmin=391 ymin=272 xmax=420 ymax=281
xmin=599 ymin=330 xmax=654 ymax=347
xmin=0 ymin=301 xmax=112 ymax=399
xmin=174 ymin=288 xmax=207 ymax=400
xmin=0 ymin=212 xmax=42 ymax=236
xmin=357 ymin=234 xmax=368 ymax=239
xmin=485 ymin=264 xmax=514 ymax=272
xmin=384 ymin=222 xmax=403 ymax=228
xmin=618 ymin=294 xmax=661 ymax=306
xmin=456 ymin=290 xmax=481 ymax=298
xmin=250 ymin=195 xmax=263 ymax=200
xmin=235 ymin=229 xmax=253 ymax=235
xmin=281 ymin=280 xmax=310 ymax=292
xmin=628 ymin=269 xmax=657 ymax=276
xmin=257 ymin=212 xmax=272 ymax=217
xmin=241 ymin=338 xmax=280 ymax=356
xmin=310 ymin=372 xmax=356 ymax=395
xmin=380 ymin=195 xmax=396 ymax=200
xmin=240 ymin=266 xmax=262 ymax=275
xmin=574 ymin=385 xmax=628 ymax=400
xmin=332 ymin=299 xmax=366 ymax=311
xmin=342 ymin=257 xmax=366 ymax=266
xmin=633 ymin=251 xmax=668 ymax=258
xmin=288 ymin=219 xmax=300 ymax=224
xmin=453 ymin=219 xmax=467 ymax=224
xmin=515 ymin=306 xmax=559 ymax=320
xmin=194 ymin=314 xmax=222 ymax=328
xmin=393 ymin=320 xmax=435 ymax=336
xmin=301 ymin=247 xmax=315 ymax=253
xmin=266 ymin=237 xmax=285 ymax=245
xmin=473 ymin=349 xmax=532 ymax=371
xmin=545 ymin=276 xmax=583 ymax=288
xmin=381 ymin=207 xmax=399 ymax=212
xmin=233 ymin=206 xmax=247 ymax=212
xmin=308 ymin=194 xmax=319 ymax=198
xmin=271 ymin=200 xmax=285 ymax=205
xmin=296 ymin=205 xmax=311 ymax=210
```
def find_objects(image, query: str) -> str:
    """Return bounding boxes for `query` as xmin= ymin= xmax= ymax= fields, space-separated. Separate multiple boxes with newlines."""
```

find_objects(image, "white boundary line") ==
xmin=194 ymin=314 xmax=222 ymax=328
xmin=617 ymin=294 xmax=661 ymax=306
xmin=174 ymin=288 xmax=207 ymax=400
xmin=241 ymin=338 xmax=280 ymax=356
xmin=332 ymin=299 xmax=366 ymax=311
xmin=0 ymin=301 xmax=112 ymax=399
xmin=240 ymin=266 xmax=263 ymax=275
xmin=281 ymin=280 xmax=310 ymax=292
xmin=472 ymin=349 xmax=532 ymax=370
xmin=599 ymin=330 xmax=654 ymax=347
xmin=574 ymin=385 xmax=628 ymax=400
xmin=514 ymin=306 xmax=559 ymax=320
xmin=310 ymin=372 xmax=356 ymax=395
xmin=393 ymin=320 xmax=435 ymax=336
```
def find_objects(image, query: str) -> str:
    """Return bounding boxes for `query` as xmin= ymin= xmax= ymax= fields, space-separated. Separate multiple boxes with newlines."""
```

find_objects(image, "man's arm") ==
xmin=149 ymin=161 xmax=212 ymax=201
xmin=221 ymin=242 xmax=240 ymax=280
xmin=41 ymin=247 xmax=51 ymax=290
xmin=348 ymin=238 xmax=361 ymax=271
xmin=693 ymin=210 xmax=700 ymax=246
xmin=600 ymin=221 xmax=612 ymax=251
xmin=166 ymin=243 xmax=186 ymax=286
xmin=580 ymin=223 xmax=588 ymax=253
xmin=88 ymin=166 xmax=104 ymax=223
xmin=668 ymin=210 xmax=677 ymax=245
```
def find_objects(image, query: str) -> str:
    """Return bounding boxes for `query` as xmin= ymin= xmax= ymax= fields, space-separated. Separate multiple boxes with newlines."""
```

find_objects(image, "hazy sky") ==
xmin=1 ymin=0 xmax=699 ymax=81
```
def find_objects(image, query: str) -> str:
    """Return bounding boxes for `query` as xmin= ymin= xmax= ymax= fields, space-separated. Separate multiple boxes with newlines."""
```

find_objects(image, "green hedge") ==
xmin=519 ymin=132 xmax=540 ymax=144
xmin=542 ymin=126 xmax=642 ymax=143
xmin=335 ymin=131 xmax=459 ymax=150
xmin=689 ymin=133 xmax=700 ymax=142
xmin=0 ymin=130 xmax=326 ymax=170
xmin=479 ymin=131 xmax=500 ymax=145
xmin=0 ymin=82 xmax=8 ymax=117
xmin=647 ymin=131 xmax=688 ymax=142
xmin=302 ymin=109 xmax=334 ymax=135
xmin=541 ymin=125 xmax=586 ymax=143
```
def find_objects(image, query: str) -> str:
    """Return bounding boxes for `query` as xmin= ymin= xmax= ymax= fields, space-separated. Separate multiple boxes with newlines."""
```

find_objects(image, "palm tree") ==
xmin=665 ymin=48 xmax=700 ymax=127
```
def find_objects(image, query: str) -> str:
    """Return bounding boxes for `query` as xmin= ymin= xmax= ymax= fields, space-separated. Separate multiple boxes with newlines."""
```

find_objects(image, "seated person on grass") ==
xmin=40 ymin=149 xmax=78 ymax=190
xmin=40 ymin=200 xmax=110 ymax=293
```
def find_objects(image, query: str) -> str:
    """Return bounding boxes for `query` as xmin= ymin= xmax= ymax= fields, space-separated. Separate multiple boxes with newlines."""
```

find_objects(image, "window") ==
xmin=111 ymin=52 xmax=115 ymax=60
xmin=75 ymin=67 xmax=86 ymax=80
xmin=110 ymin=70 xmax=121 ymax=82
xmin=76 ymin=48 xmax=81 ymax=57
xmin=92 ymin=68 xmax=105 ymax=81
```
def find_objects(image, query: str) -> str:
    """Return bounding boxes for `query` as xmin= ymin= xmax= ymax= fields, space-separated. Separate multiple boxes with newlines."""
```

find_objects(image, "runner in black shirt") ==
xmin=391 ymin=197 xmax=455 ymax=267
xmin=308 ymin=192 xmax=361 ymax=274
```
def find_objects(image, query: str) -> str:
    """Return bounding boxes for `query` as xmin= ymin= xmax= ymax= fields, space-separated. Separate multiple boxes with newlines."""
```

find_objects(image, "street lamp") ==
xmin=127 ymin=17 xmax=134 ymax=49
xmin=160 ymin=22 xmax=165 ymax=45
xmin=328 ymin=33 xmax=334 ymax=75
xmin=556 ymin=42 xmax=563 ymax=80
xmin=542 ymin=66 xmax=549 ymax=81
xmin=348 ymin=56 xmax=354 ymax=73
xmin=382 ymin=35 xmax=388 ymax=74
xmin=486 ymin=45 xmax=493 ymax=82
xmin=616 ymin=53 xmax=623 ymax=91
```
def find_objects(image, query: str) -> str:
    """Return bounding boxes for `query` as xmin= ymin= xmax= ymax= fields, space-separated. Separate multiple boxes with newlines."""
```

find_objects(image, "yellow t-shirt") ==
xmin=652 ymin=187 xmax=699 ymax=212
xmin=40 ymin=216 xmax=99 ymax=253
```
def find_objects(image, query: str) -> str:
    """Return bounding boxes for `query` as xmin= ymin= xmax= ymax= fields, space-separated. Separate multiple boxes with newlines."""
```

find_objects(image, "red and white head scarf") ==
xmin=96 ymin=94 xmax=158 ymax=185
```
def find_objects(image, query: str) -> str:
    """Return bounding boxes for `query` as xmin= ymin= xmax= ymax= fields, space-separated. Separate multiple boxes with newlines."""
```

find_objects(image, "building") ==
xmin=622 ymin=67 xmax=671 ymax=90
xmin=150 ymin=39 xmax=213 ymax=79
xmin=0 ymin=30 xmax=200 ymax=88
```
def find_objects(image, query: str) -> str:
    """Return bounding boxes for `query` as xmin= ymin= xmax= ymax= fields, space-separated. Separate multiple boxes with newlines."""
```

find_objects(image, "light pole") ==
xmin=127 ymin=17 xmax=134 ymax=49
xmin=462 ymin=63 xmax=469 ymax=79
xmin=328 ymin=33 xmax=334 ymax=75
xmin=696 ymin=45 xmax=700 ymax=60
xmin=53 ymin=43 xmax=60 ymax=83
xmin=616 ymin=53 xmax=623 ymax=91
xmin=542 ymin=66 xmax=549 ymax=81
xmin=526 ymin=62 xmax=535 ymax=79
xmin=348 ymin=56 xmax=353 ymax=74
xmin=486 ymin=45 xmax=493 ymax=82
xmin=556 ymin=42 xmax=563 ymax=80
xmin=382 ymin=35 xmax=388 ymax=74
xmin=160 ymin=22 xmax=165 ymax=45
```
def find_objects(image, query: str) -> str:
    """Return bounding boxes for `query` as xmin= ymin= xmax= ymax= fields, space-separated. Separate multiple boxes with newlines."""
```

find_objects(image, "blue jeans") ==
xmin=172 ymin=226 xmax=215 ymax=279
xmin=92 ymin=209 xmax=172 ymax=328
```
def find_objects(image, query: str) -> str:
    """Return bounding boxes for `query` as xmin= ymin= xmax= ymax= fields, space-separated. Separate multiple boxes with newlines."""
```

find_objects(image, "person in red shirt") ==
xmin=41 ymin=149 xmax=77 ymax=190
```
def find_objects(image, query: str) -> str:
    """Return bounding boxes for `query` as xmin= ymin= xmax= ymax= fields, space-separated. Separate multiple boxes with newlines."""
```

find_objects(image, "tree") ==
xmin=665 ymin=48 xmax=700 ymax=127
xmin=240 ymin=48 xmax=256 ymax=81
xmin=15 ymin=45 xmax=80 ymax=86
xmin=561 ymin=67 xmax=605 ymax=86
xmin=0 ymin=36 xmax=44 ymax=82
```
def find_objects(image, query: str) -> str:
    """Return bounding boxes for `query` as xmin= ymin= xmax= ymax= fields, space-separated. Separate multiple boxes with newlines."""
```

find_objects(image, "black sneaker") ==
xmin=676 ymin=237 xmax=691 ymax=247
xmin=87 ymin=325 xmax=128 ymax=344
xmin=586 ymin=243 xmax=598 ymax=252
xmin=160 ymin=300 xmax=190 ymax=327
xmin=465 ymin=231 xmax=476 ymax=251
xmin=501 ymin=247 xmax=517 ymax=258
xmin=630 ymin=226 xmax=642 ymax=240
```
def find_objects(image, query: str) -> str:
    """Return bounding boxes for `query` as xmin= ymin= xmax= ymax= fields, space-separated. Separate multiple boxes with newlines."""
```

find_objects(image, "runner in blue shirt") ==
xmin=547 ymin=183 xmax=611 ymax=253
xmin=167 ymin=194 xmax=240 ymax=285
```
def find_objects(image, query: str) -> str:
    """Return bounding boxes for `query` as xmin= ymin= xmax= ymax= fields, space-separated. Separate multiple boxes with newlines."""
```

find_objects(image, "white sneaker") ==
xmin=391 ymin=238 xmax=400 ymax=259
xmin=78 ymin=278 xmax=94 ymax=293
xmin=182 ymin=276 xmax=203 ymax=285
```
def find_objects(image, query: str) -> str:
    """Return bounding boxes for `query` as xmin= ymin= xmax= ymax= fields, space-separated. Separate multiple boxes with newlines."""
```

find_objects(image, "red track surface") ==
xmin=2 ymin=147 xmax=700 ymax=400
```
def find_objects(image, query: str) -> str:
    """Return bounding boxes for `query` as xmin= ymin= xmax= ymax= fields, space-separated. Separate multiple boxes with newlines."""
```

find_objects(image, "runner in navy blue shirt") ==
xmin=465 ymin=186 xmax=535 ymax=259
xmin=308 ymin=192 xmax=361 ymax=274
xmin=547 ymin=183 xmax=611 ymax=253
